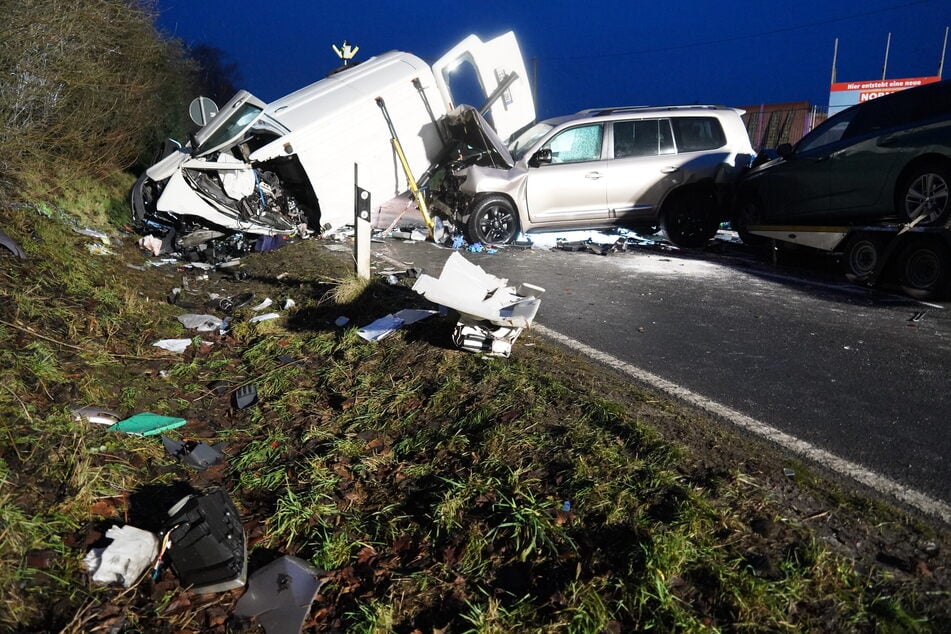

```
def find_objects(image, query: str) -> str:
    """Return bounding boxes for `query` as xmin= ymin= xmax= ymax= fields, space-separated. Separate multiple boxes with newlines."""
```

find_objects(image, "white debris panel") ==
xmin=412 ymin=252 xmax=544 ymax=356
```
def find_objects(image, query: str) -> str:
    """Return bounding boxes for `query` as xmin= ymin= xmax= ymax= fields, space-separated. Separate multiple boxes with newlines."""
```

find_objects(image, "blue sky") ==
xmin=155 ymin=0 xmax=948 ymax=118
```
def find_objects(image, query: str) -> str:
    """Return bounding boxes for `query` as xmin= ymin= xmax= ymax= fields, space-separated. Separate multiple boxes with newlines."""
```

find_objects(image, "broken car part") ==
xmin=412 ymin=252 xmax=544 ymax=356
xmin=234 ymin=556 xmax=327 ymax=634
xmin=232 ymin=384 xmax=258 ymax=410
xmin=161 ymin=436 xmax=226 ymax=470
xmin=162 ymin=487 xmax=246 ymax=594
xmin=109 ymin=412 xmax=187 ymax=436
xmin=72 ymin=405 xmax=121 ymax=426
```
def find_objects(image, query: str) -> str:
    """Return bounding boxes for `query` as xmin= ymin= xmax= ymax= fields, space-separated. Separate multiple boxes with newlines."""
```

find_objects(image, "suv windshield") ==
xmin=508 ymin=122 xmax=553 ymax=161
xmin=196 ymin=103 xmax=264 ymax=155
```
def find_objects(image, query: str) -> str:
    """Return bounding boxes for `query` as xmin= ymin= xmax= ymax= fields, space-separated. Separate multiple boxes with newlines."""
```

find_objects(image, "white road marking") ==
xmin=533 ymin=323 xmax=951 ymax=525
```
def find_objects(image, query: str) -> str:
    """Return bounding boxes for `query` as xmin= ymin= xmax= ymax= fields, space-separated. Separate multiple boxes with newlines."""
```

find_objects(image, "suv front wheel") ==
xmin=465 ymin=195 xmax=520 ymax=245
xmin=660 ymin=189 xmax=719 ymax=248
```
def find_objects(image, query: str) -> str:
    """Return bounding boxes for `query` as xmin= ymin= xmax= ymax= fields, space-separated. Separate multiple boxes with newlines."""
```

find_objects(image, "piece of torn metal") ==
xmin=161 ymin=436 xmax=225 ymax=470
xmin=177 ymin=314 xmax=226 ymax=332
xmin=162 ymin=487 xmax=246 ymax=594
xmin=232 ymin=384 xmax=258 ymax=410
xmin=412 ymin=252 xmax=544 ymax=356
xmin=153 ymin=338 xmax=194 ymax=353
xmin=234 ymin=555 xmax=327 ymax=634
xmin=84 ymin=524 xmax=159 ymax=587
xmin=72 ymin=405 xmax=121 ymax=426
xmin=109 ymin=412 xmax=187 ymax=436
xmin=357 ymin=309 xmax=437 ymax=341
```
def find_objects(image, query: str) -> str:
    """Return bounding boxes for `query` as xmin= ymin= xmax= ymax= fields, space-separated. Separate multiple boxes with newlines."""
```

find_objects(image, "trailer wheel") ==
xmin=842 ymin=235 xmax=884 ymax=281
xmin=897 ymin=239 xmax=951 ymax=300
xmin=898 ymin=162 xmax=951 ymax=226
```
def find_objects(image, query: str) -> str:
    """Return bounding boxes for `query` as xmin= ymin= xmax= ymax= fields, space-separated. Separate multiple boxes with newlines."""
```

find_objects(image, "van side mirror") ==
xmin=529 ymin=148 xmax=552 ymax=167
xmin=777 ymin=143 xmax=794 ymax=159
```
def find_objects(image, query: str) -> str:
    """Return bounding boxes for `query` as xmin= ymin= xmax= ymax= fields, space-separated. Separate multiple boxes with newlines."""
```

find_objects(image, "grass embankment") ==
xmin=0 ymin=202 xmax=948 ymax=632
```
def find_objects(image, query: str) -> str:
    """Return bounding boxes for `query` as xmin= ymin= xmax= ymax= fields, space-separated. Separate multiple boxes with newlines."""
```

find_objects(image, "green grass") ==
xmin=0 ymin=202 xmax=948 ymax=632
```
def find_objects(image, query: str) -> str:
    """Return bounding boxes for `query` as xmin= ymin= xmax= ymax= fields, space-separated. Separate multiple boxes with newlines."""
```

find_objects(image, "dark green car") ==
xmin=735 ymin=80 xmax=951 ymax=232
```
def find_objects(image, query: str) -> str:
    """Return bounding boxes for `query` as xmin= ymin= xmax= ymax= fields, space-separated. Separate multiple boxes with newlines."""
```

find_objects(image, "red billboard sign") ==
xmin=828 ymin=75 xmax=941 ymax=114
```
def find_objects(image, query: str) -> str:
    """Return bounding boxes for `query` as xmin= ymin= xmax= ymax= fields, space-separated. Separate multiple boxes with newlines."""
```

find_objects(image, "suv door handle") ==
xmin=585 ymin=172 xmax=602 ymax=180
xmin=660 ymin=166 xmax=680 ymax=174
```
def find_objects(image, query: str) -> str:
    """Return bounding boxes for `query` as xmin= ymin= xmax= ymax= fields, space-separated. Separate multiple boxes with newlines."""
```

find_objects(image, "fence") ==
xmin=739 ymin=102 xmax=828 ymax=150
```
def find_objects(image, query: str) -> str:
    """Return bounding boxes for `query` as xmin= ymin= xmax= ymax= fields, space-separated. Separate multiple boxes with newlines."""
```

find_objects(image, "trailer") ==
xmin=747 ymin=218 xmax=951 ymax=299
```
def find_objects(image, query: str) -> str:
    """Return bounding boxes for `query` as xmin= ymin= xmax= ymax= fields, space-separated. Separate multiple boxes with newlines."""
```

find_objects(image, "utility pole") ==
xmin=939 ymin=26 xmax=949 ymax=78
xmin=830 ymin=38 xmax=838 ymax=84
xmin=881 ymin=32 xmax=891 ymax=80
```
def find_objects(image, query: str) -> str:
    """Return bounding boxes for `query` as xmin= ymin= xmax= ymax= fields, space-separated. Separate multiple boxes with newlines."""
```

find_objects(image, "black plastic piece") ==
xmin=232 ymin=384 xmax=258 ymax=410
xmin=162 ymin=487 xmax=246 ymax=593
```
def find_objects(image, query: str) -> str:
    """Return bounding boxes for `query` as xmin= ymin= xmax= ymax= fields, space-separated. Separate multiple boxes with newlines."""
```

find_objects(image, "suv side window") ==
xmin=613 ymin=119 xmax=675 ymax=157
xmin=541 ymin=124 xmax=604 ymax=164
xmin=671 ymin=117 xmax=727 ymax=152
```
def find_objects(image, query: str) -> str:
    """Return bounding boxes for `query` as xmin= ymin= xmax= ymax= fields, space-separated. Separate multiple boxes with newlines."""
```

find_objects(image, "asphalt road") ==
xmin=370 ymin=232 xmax=951 ymax=512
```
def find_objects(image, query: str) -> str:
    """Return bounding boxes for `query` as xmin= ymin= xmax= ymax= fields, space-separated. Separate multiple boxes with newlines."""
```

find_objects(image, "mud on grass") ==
xmin=0 ymin=206 xmax=949 ymax=632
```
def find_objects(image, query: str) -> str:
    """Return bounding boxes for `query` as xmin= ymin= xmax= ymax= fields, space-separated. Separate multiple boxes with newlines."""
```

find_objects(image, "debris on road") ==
xmin=357 ymin=309 xmax=437 ymax=342
xmin=412 ymin=252 xmax=544 ymax=357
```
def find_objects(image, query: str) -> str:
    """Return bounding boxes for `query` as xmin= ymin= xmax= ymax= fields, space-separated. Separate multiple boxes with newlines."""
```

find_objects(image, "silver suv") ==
xmin=430 ymin=105 xmax=755 ymax=247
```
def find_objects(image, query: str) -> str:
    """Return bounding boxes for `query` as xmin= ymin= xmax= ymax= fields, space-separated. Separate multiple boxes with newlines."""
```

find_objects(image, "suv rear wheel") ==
xmin=660 ymin=189 xmax=719 ymax=248
xmin=465 ymin=195 xmax=519 ymax=245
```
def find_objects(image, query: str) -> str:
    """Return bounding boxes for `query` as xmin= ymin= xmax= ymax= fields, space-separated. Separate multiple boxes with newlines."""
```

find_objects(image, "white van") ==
xmin=132 ymin=32 xmax=535 ymax=238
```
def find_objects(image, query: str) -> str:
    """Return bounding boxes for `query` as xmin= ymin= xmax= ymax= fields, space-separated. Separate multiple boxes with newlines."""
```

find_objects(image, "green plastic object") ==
xmin=108 ymin=413 xmax=186 ymax=436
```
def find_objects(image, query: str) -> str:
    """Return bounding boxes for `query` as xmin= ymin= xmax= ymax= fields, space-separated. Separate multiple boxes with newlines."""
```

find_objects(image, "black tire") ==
xmin=897 ymin=238 xmax=951 ymax=300
xmin=660 ymin=189 xmax=719 ymax=248
xmin=842 ymin=234 xmax=885 ymax=281
xmin=897 ymin=162 xmax=951 ymax=226
xmin=465 ymin=195 xmax=520 ymax=245
xmin=130 ymin=172 xmax=161 ymax=226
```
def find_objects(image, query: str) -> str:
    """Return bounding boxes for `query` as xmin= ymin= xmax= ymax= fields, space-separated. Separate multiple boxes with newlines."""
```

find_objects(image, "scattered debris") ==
xmin=334 ymin=316 xmax=350 ymax=327
xmin=72 ymin=405 xmax=121 ymax=426
xmin=232 ymin=385 xmax=259 ymax=410
xmin=109 ymin=413 xmax=187 ymax=436
xmin=412 ymin=252 xmax=544 ymax=357
xmin=162 ymin=436 xmax=226 ymax=470
xmin=248 ymin=312 xmax=280 ymax=324
xmin=162 ymin=488 xmax=247 ymax=594
xmin=177 ymin=314 xmax=226 ymax=332
xmin=84 ymin=525 xmax=159 ymax=587
xmin=357 ymin=309 xmax=437 ymax=341
xmin=153 ymin=338 xmax=196 ymax=353
xmin=910 ymin=310 xmax=927 ymax=322
xmin=234 ymin=556 xmax=327 ymax=634
xmin=252 ymin=297 xmax=274 ymax=311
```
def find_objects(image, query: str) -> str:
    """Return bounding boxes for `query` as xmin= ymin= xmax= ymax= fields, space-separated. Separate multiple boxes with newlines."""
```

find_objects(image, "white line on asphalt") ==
xmin=533 ymin=323 xmax=951 ymax=525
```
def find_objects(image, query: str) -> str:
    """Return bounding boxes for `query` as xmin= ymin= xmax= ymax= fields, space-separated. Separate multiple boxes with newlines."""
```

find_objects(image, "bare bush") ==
xmin=0 ymin=0 xmax=194 ymax=198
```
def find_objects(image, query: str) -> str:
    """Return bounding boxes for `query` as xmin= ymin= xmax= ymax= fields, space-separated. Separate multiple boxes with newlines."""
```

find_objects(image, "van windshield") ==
xmin=196 ymin=103 xmax=264 ymax=155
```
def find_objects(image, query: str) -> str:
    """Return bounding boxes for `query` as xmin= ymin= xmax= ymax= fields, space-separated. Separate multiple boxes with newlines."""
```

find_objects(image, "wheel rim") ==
xmin=847 ymin=240 xmax=878 ymax=277
xmin=475 ymin=205 xmax=516 ymax=243
xmin=904 ymin=172 xmax=950 ymax=224
xmin=904 ymin=248 xmax=941 ymax=289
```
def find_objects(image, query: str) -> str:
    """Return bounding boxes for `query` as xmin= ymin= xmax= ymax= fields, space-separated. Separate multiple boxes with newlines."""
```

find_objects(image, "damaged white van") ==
xmin=131 ymin=33 xmax=535 ymax=242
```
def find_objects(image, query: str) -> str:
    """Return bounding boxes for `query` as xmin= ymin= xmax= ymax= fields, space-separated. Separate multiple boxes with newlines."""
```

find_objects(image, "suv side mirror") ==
xmin=777 ymin=143 xmax=794 ymax=159
xmin=529 ymin=148 xmax=552 ymax=167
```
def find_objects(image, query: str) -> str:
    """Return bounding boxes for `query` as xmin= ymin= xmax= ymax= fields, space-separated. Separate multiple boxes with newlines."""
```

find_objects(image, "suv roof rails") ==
xmin=576 ymin=105 xmax=724 ymax=117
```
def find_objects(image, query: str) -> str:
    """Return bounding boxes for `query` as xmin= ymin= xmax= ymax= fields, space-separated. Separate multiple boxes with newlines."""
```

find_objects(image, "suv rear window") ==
xmin=671 ymin=117 xmax=726 ymax=152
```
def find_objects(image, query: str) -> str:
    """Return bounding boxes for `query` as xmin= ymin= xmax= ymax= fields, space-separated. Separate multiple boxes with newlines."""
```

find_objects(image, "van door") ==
xmin=431 ymin=32 xmax=536 ymax=140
